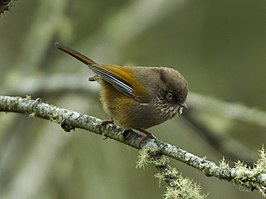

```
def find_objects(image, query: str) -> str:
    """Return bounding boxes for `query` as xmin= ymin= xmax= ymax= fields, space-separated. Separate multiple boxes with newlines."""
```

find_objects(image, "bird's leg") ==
xmin=101 ymin=118 xmax=114 ymax=126
xmin=100 ymin=117 xmax=114 ymax=139
xmin=61 ymin=119 xmax=75 ymax=132
xmin=136 ymin=128 xmax=157 ymax=148
xmin=136 ymin=128 xmax=157 ymax=139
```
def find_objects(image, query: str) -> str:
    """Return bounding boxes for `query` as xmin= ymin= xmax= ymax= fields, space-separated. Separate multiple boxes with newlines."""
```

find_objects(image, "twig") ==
xmin=188 ymin=93 xmax=266 ymax=128
xmin=1 ymin=74 xmax=99 ymax=97
xmin=0 ymin=0 xmax=12 ymax=14
xmin=183 ymin=110 xmax=255 ymax=165
xmin=0 ymin=95 xmax=265 ymax=196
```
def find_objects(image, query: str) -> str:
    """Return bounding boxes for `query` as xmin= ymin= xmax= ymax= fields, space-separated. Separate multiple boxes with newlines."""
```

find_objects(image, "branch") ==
xmin=1 ymin=74 xmax=99 ymax=97
xmin=183 ymin=110 xmax=255 ymax=165
xmin=2 ymin=75 xmax=262 ymax=163
xmin=189 ymin=93 xmax=266 ymax=128
xmin=0 ymin=95 xmax=265 ymax=196
xmin=4 ymin=74 xmax=266 ymax=128
xmin=0 ymin=0 xmax=12 ymax=14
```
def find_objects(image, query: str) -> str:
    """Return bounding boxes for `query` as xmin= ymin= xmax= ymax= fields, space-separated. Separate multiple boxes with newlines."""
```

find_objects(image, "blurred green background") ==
xmin=0 ymin=0 xmax=265 ymax=198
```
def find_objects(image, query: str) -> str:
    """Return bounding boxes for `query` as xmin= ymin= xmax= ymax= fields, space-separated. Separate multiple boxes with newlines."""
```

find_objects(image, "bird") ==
xmin=55 ymin=42 xmax=188 ymax=137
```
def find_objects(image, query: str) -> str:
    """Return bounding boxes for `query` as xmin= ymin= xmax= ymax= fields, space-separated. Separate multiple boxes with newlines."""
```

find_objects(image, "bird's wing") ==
xmin=90 ymin=64 xmax=135 ymax=98
xmin=55 ymin=42 xmax=146 ymax=100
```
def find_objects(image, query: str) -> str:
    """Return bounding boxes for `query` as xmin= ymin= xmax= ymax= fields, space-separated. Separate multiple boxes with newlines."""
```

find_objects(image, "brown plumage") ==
xmin=55 ymin=42 xmax=188 ymax=131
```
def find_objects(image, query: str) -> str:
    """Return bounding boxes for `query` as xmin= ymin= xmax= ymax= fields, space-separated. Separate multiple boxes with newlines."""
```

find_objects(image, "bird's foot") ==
xmin=136 ymin=128 xmax=158 ymax=148
xmin=136 ymin=128 xmax=157 ymax=139
xmin=100 ymin=118 xmax=114 ymax=139
xmin=61 ymin=119 xmax=75 ymax=132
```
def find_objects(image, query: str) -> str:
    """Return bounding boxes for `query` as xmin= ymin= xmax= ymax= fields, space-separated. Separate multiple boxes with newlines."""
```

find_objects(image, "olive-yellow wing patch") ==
xmin=90 ymin=64 xmax=135 ymax=98
xmin=91 ymin=64 xmax=149 ymax=102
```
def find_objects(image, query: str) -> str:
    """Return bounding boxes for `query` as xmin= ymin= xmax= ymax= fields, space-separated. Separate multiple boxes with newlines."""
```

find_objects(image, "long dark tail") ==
xmin=55 ymin=42 xmax=97 ymax=66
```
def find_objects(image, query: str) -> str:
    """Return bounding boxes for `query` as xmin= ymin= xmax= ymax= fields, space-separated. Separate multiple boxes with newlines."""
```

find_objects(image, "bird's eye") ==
xmin=166 ymin=92 xmax=174 ymax=102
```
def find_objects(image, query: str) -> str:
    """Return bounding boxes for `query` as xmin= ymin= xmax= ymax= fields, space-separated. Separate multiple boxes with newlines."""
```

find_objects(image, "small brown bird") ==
xmin=55 ymin=42 xmax=188 ymax=136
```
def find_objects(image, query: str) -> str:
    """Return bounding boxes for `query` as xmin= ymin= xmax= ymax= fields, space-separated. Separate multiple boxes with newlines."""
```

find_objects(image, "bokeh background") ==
xmin=0 ymin=0 xmax=266 ymax=198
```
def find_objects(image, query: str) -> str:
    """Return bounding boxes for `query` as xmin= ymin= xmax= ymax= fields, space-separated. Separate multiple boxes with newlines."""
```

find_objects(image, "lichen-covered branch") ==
xmin=2 ymin=75 xmax=262 ymax=164
xmin=0 ymin=95 xmax=265 ymax=197
xmin=2 ymin=75 xmax=261 ymax=164
xmin=4 ymin=74 xmax=266 ymax=128
xmin=137 ymin=147 xmax=206 ymax=199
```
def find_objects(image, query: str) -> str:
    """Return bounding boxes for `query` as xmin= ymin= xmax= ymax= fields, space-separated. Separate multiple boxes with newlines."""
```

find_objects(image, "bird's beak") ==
xmin=179 ymin=102 xmax=188 ymax=109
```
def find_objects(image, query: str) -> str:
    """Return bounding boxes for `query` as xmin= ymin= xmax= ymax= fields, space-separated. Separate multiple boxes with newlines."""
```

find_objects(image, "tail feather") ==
xmin=55 ymin=42 xmax=97 ymax=66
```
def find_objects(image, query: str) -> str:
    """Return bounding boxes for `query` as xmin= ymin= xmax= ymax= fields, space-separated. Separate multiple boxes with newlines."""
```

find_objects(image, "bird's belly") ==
xmin=99 ymin=81 xmax=167 ymax=129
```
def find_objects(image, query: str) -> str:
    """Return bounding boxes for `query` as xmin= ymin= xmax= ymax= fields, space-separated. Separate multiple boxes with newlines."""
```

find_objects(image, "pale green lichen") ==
xmin=230 ymin=147 xmax=266 ymax=197
xmin=136 ymin=148 xmax=150 ymax=168
xmin=219 ymin=157 xmax=229 ymax=169
xmin=254 ymin=147 xmax=266 ymax=173
xmin=163 ymin=178 xmax=207 ymax=199
xmin=25 ymin=95 xmax=32 ymax=100
xmin=28 ymin=112 xmax=36 ymax=118
xmin=233 ymin=160 xmax=251 ymax=184
xmin=253 ymin=147 xmax=266 ymax=197
xmin=152 ymin=155 xmax=170 ymax=167
xmin=154 ymin=172 xmax=165 ymax=187
xmin=137 ymin=148 xmax=206 ymax=199
xmin=48 ymin=112 xmax=62 ymax=123
xmin=154 ymin=167 xmax=179 ymax=187
xmin=136 ymin=146 xmax=169 ymax=167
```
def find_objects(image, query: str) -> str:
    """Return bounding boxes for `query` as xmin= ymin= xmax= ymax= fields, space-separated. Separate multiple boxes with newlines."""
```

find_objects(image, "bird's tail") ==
xmin=55 ymin=42 xmax=97 ymax=66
